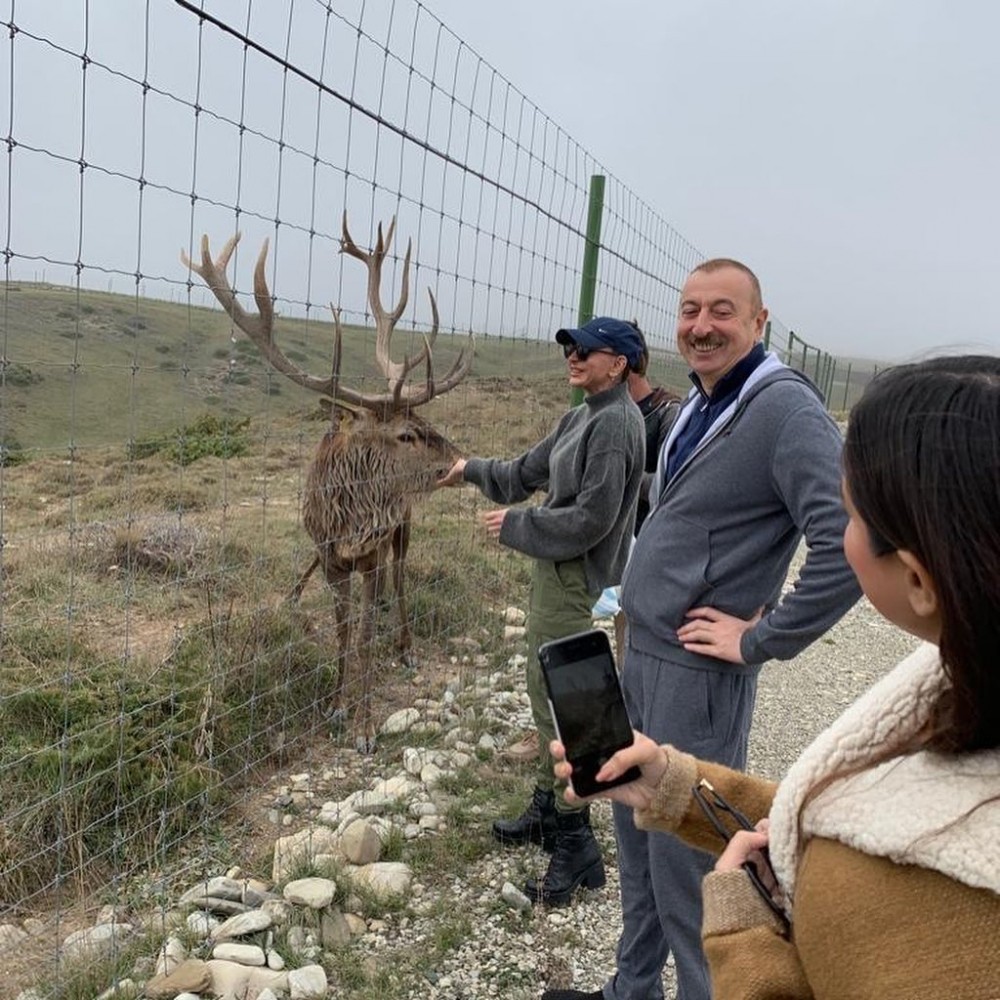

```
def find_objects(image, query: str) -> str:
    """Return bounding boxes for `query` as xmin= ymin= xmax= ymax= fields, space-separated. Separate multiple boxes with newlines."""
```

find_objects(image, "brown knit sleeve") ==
xmin=634 ymin=747 xmax=778 ymax=856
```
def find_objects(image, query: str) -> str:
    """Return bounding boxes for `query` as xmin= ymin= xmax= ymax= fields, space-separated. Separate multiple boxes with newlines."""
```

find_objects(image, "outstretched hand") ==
xmin=479 ymin=508 xmax=507 ymax=539
xmin=436 ymin=458 xmax=467 ymax=488
xmin=551 ymin=731 xmax=670 ymax=810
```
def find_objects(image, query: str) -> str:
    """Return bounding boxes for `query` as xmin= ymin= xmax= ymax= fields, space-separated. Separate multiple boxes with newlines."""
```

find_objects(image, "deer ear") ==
xmin=319 ymin=397 xmax=361 ymax=427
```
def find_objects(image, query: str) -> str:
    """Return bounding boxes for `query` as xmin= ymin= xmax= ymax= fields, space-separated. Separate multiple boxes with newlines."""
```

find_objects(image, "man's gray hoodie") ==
xmin=621 ymin=353 xmax=861 ymax=668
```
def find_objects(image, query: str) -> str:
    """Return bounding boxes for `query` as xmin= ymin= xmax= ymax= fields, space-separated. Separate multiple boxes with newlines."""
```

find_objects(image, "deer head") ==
xmin=181 ymin=213 xmax=474 ymax=422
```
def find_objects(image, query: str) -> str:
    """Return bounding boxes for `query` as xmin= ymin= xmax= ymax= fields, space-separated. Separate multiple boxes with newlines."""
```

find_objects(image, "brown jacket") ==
xmin=639 ymin=743 xmax=1000 ymax=1000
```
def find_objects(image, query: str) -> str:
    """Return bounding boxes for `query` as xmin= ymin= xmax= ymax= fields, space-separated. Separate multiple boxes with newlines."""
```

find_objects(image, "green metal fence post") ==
xmin=786 ymin=330 xmax=796 ymax=366
xmin=763 ymin=319 xmax=771 ymax=352
xmin=842 ymin=362 xmax=852 ymax=412
xmin=571 ymin=174 xmax=606 ymax=406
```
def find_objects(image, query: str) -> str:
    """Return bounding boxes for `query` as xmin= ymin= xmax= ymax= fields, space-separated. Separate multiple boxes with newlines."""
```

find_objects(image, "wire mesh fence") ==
xmin=1 ymin=1 xmax=876 ymax=995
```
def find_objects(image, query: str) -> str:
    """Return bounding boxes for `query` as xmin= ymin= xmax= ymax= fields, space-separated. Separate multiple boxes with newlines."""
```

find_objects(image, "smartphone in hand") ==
xmin=538 ymin=629 xmax=641 ymax=798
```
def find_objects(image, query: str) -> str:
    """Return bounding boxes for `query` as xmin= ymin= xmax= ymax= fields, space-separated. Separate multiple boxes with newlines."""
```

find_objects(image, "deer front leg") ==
xmin=322 ymin=565 xmax=353 ymax=732
xmin=391 ymin=519 xmax=416 ymax=672
xmin=350 ymin=567 xmax=380 ymax=754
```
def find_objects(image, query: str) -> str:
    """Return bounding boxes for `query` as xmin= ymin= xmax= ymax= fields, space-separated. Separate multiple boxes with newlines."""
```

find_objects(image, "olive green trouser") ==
xmin=524 ymin=557 xmax=593 ymax=812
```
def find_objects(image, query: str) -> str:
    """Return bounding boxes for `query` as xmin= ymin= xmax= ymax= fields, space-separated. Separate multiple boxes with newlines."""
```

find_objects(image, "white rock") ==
xmin=185 ymin=911 xmax=219 ymax=937
xmin=374 ymin=773 xmax=418 ymax=798
xmin=210 ymin=908 xmax=272 ymax=941
xmin=350 ymin=790 xmax=395 ymax=815
xmin=420 ymin=762 xmax=445 ymax=787
xmin=62 ymin=922 xmax=133 ymax=961
xmin=178 ymin=876 xmax=245 ymax=906
xmin=402 ymin=747 xmax=425 ymax=775
xmin=206 ymin=958 xmax=251 ymax=996
xmin=212 ymin=942 xmax=266 ymax=966
xmin=153 ymin=934 xmax=187 ymax=976
xmin=283 ymin=877 xmax=337 ymax=909
xmin=501 ymin=882 xmax=533 ymax=912
xmin=260 ymin=898 xmax=293 ymax=925
xmin=320 ymin=908 xmax=352 ymax=948
xmin=288 ymin=964 xmax=328 ymax=999
xmin=271 ymin=825 xmax=338 ymax=883
xmin=351 ymin=861 xmax=412 ymax=898
xmin=340 ymin=817 xmax=382 ymax=865
xmin=380 ymin=707 xmax=420 ymax=734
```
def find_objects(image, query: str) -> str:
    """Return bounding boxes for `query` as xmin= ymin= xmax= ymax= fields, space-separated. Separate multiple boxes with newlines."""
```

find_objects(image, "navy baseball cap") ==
xmin=555 ymin=317 xmax=644 ymax=369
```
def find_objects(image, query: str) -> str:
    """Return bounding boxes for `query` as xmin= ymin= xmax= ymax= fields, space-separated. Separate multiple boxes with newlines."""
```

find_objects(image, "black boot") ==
xmin=492 ymin=786 xmax=558 ymax=851
xmin=524 ymin=807 xmax=605 ymax=905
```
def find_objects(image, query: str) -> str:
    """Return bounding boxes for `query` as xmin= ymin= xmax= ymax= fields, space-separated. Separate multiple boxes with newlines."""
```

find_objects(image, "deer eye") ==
xmin=397 ymin=431 xmax=418 ymax=444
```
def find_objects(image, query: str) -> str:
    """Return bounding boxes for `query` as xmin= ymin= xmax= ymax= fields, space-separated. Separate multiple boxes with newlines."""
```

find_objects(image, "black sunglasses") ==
xmin=562 ymin=343 xmax=619 ymax=361
xmin=692 ymin=779 xmax=789 ymax=929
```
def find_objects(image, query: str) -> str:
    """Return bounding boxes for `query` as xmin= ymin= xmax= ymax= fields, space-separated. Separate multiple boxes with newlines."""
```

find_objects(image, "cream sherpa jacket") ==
xmin=769 ymin=642 xmax=1000 ymax=899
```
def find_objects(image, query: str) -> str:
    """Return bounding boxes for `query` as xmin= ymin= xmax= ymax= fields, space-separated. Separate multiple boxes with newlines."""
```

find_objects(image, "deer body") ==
xmin=183 ymin=215 xmax=472 ymax=751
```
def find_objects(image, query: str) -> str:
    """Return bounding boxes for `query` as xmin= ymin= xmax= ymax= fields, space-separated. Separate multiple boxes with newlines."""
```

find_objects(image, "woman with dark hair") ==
xmin=547 ymin=356 xmax=1000 ymax=999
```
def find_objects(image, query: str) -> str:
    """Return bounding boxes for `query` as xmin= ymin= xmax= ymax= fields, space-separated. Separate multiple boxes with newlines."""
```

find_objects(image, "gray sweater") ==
xmin=622 ymin=353 xmax=861 ymax=667
xmin=463 ymin=381 xmax=645 ymax=597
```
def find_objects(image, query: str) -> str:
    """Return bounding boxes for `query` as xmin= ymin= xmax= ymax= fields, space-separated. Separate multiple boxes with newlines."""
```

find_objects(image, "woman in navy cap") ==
xmin=438 ymin=317 xmax=646 ymax=905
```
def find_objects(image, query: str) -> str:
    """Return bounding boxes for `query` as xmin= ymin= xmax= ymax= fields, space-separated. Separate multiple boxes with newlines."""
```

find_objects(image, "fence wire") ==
xmin=0 ymin=2 xmax=874 ymax=996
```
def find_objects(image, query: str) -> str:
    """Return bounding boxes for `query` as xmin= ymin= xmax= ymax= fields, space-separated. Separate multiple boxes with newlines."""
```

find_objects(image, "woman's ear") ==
xmin=897 ymin=549 xmax=939 ymax=621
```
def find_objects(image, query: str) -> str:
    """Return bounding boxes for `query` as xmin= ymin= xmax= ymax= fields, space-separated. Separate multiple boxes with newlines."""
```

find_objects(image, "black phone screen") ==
xmin=538 ymin=629 xmax=640 ymax=797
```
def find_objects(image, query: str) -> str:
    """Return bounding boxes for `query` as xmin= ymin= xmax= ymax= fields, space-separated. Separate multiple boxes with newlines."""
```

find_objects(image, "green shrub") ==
xmin=127 ymin=414 xmax=251 ymax=465
xmin=3 ymin=363 xmax=43 ymax=387
xmin=0 ymin=433 xmax=27 ymax=467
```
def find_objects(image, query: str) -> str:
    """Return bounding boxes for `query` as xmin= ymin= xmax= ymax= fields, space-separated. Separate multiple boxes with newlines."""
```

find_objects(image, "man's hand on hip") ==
xmin=677 ymin=606 xmax=762 ymax=664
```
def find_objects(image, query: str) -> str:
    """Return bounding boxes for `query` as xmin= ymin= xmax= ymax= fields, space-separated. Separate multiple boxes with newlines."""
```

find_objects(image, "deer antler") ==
xmin=182 ymin=234 xmax=340 ymax=396
xmin=340 ymin=212 xmax=473 ymax=407
xmin=182 ymin=216 xmax=473 ymax=413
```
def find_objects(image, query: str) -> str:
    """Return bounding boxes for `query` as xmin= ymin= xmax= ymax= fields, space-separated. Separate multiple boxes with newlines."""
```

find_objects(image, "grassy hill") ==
xmin=0 ymin=281 xmax=587 ymax=455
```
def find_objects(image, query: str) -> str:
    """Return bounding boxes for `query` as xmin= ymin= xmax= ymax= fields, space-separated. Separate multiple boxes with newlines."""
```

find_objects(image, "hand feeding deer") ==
xmin=182 ymin=213 xmax=473 ymax=751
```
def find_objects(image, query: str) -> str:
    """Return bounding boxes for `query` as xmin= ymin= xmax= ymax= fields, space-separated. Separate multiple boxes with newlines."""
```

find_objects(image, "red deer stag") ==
xmin=182 ymin=214 xmax=473 ymax=751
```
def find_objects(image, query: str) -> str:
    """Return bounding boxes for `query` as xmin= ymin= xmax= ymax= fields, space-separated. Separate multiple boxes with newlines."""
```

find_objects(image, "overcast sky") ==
xmin=5 ymin=2 xmax=998 ymax=363
xmin=424 ymin=0 xmax=1000 ymax=360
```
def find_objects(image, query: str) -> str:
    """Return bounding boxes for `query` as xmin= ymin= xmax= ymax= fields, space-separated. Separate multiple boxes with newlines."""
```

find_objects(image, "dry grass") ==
xmin=0 ymin=371 xmax=573 ymax=916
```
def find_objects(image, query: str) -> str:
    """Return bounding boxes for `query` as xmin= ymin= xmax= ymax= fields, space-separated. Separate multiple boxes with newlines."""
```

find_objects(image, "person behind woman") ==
xmin=549 ymin=355 xmax=1000 ymax=998
xmin=438 ymin=317 xmax=645 ymax=906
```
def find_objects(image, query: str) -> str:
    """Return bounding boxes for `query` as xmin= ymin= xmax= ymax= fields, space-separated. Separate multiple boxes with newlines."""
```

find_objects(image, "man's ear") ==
xmin=754 ymin=307 xmax=769 ymax=340
xmin=897 ymin=549 xmax=939 ymax=620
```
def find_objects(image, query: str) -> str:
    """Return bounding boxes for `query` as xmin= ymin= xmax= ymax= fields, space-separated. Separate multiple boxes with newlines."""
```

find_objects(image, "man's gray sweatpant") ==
xmin=604 ymin=644 xmax=758 ymax=1000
